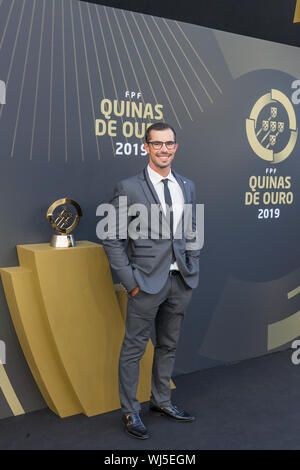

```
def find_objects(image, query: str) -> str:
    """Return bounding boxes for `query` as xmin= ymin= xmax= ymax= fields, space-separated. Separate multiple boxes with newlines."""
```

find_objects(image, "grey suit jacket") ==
xmin=101 ymin=166 xmax=200 ymax=294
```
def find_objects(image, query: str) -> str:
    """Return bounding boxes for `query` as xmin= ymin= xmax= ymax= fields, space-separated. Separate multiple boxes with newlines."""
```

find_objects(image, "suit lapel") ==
xmin=138 ymin=166 xmax=161 ymax=206
xmin=138 ymin=167 xmax=169 ymax=228
xmin=170 ymin=169 xmax=188 ymax=204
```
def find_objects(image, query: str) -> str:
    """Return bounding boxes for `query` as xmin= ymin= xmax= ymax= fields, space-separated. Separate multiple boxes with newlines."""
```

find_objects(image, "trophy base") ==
xmin=50 ymin=234 xmax=75 ymax=248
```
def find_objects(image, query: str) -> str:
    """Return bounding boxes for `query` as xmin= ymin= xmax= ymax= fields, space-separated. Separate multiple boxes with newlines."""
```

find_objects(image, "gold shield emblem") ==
xmin=262 ymin=120 xmax=269 ymax=131
xmin=271 ymin=107 xmax=278 ymax=118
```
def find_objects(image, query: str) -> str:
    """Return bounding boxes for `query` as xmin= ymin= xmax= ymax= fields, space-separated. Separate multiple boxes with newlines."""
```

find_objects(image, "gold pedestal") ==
xmin=0 ymin=241 xmax=174 ymax=418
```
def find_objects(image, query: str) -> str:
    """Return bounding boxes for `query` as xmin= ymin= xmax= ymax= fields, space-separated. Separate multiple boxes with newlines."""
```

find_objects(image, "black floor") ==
xmin=0 ymin=349 xmax=299 ymax=450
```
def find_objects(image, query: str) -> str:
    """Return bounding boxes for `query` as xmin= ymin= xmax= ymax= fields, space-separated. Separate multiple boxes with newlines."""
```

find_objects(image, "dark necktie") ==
xmin=162 ymin=178 xmax=176 ymax=263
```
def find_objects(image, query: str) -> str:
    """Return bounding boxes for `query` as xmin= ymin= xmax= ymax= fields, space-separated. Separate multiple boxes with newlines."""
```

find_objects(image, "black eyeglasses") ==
xmin=146 ymin=141 xmax=176 ymax=150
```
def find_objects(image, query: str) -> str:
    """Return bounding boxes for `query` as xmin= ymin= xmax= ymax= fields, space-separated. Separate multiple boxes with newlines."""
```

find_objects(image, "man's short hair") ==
xmin=145 ymin=122 xmax=176 ymax=143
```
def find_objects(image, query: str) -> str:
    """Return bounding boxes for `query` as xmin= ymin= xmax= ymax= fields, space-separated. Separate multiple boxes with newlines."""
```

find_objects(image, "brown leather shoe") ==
xmin=122 ymin=413 xmax=150 ymax=439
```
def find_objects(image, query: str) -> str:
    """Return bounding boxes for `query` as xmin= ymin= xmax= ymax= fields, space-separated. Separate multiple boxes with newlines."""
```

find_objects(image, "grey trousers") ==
xmin=119 ymin=271 xmax=193 ymax=414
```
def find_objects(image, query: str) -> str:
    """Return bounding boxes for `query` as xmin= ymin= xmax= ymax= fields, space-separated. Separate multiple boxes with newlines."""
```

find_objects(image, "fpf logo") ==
xmin=0 ymin=80 xmax=6 ymax=105
xmin=246 ymin=89 xmax=298 ymax=164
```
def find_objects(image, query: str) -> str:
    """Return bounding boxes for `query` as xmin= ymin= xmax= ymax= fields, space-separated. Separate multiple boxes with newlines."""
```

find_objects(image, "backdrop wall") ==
xmin=1 ymin=0 xmax=300 ymax=419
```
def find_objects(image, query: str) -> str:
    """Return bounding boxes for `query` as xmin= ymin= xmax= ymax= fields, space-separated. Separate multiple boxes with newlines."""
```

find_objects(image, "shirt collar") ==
xmin=147 ymin=164 xmax=176 ymax=185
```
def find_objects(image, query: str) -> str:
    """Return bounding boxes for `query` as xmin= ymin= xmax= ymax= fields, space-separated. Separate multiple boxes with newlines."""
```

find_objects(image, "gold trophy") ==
xmin=46 ymin=198 xmax=82 ymax=248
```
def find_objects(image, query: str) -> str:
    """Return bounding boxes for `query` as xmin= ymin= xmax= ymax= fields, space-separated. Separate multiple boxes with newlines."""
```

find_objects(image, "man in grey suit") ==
xmin=102 ymin=122 xmax=200 ymax=439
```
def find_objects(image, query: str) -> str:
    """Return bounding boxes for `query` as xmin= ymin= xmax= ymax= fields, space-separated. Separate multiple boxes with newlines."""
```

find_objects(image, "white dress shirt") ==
xmin=147 ymin=164 xmax=184 ymax=271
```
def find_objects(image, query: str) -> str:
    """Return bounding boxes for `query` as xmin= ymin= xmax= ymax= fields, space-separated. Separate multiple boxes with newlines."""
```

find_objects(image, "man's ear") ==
xmin=143 ymin=142 xmax=149 ymax=154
